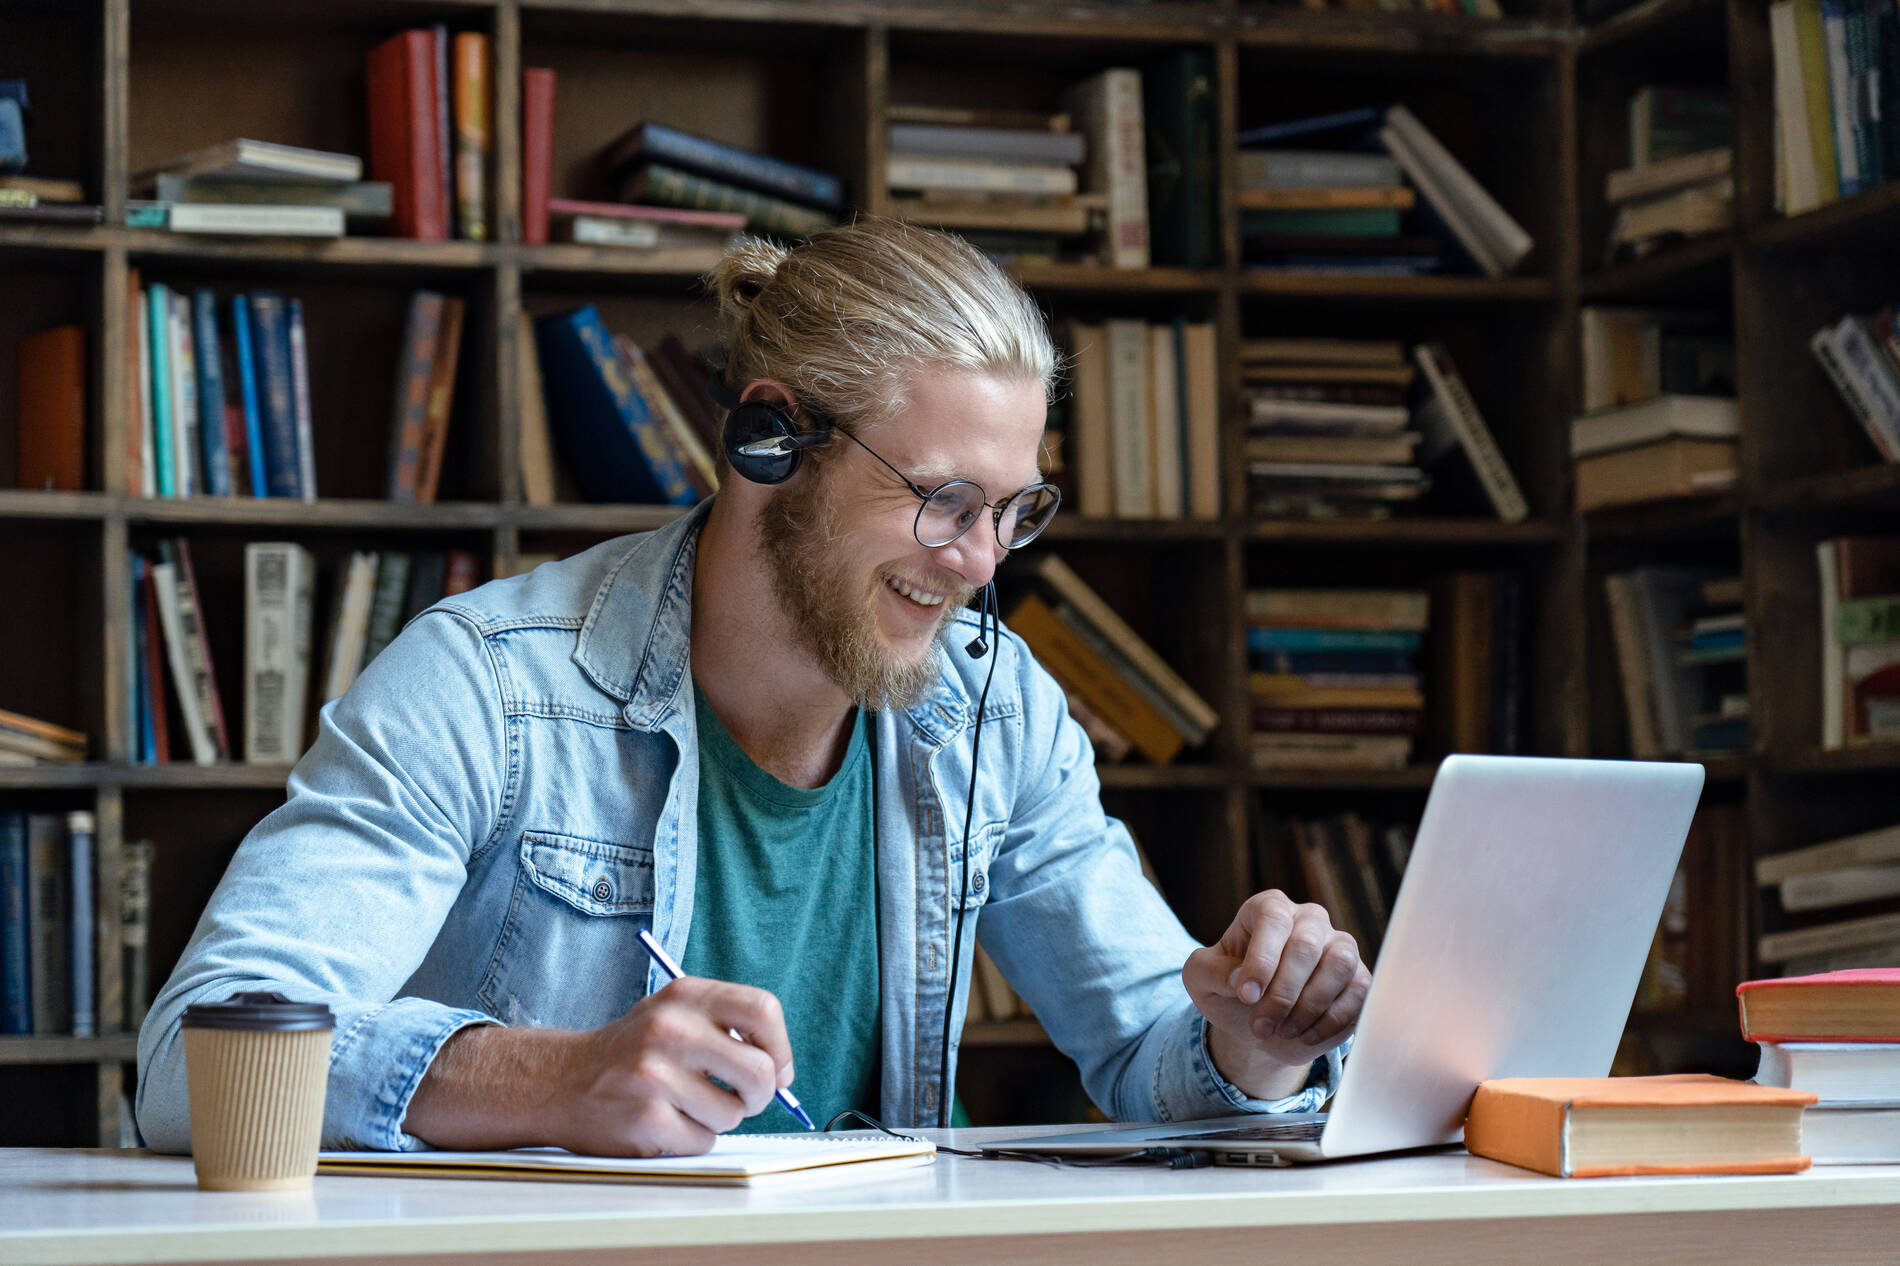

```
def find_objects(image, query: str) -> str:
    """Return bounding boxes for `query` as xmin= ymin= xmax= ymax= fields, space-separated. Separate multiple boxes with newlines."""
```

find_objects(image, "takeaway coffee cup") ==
xmin=181 ymin=991 xmax=335 ymax=1191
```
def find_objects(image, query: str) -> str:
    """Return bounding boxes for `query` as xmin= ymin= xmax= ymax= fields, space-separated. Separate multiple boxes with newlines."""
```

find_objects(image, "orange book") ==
xmin=452 ymin=32 xmax=489 ymax=241
xmin=17 ymin=324 xmax=86 ymax=491
xmin=1737 ymin=969 xmax=1900 ymax=1042
xmin=1464 ymin=1075 xmax=1815 ymax=1178
xmin=413 ymin=296 xmax=466 ymax=504
xmin=1006 ymin=592 xmax=1184 ymax=765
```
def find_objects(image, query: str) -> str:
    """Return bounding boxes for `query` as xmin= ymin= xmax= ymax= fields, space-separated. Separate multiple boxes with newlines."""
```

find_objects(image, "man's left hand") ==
xmin=1182 ymin=891 xmax=1369 ymax=1099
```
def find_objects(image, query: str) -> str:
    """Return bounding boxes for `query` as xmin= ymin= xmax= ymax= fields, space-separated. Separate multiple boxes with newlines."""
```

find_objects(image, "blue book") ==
xmin=231 ymin=295 xmax=269 ymax=498
xmin=1247 ymin=627 xmax=1424 ymax=653
xmin=1689 ymin=628 xmax=1746 ymax=653
xmin=1237 ymin=106 xmax=1384 ymax=149
xmin=533 ymin=306 xmax=698 ymax=506
xmin=0 ymin=813 xmax=28 ymax=1035
xmin=1249 ymin=649 xmax=1421 ymax=676
xmin=192 ymin=290 xmax=234 ymax=497
xmin=67 ymin=811 xmax=93 ymax=1038
xmin=147 ymin=284 xmax=175 ymax=498
xmin=131 ymin=555 xmax=155 ymax=764
xmin=604 ymin=120 xmax=843 ymax=211
xmin=246 ymin=293 xmax=303 ymax=498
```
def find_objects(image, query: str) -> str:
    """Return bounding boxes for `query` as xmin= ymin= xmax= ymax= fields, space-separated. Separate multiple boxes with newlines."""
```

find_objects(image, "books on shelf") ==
xmin=244 ymin=543 xmax=316 ymax=765
xmin=1463 ymin=1075 xmax=1814 ymax=1178
xmin=1601 ymin=86 xmax=1733 ymax=259
xmin=1628 ymin=86 xmax=1733 ymax=168
xmin=1739 ymin=969 xmax=1900 ymax=1043
xmin=0 ymin=708 xmax=86 ymax=766
xmin=15 ymin=324 xmax=86 ymax=492
xmin=133 ymin=138 xmax=362 ymax=187
xmin=1256 ymin=811 xmax=1414 ymax=963
xmin=521 ymin=67 xmax=557 ymax=246
xmin=1579 ymin=306 xmax=1735 ymax=414
xmin=1062 ymin=68 xmax=1149 ymax=269
xmin=1004 ymin=555 xmax=1218 ymax=767
xmin=547 ymin=198 xmax=745 ymax=263
xmin=1603 ymin=565 xmax=1748 ymax=758
xmin=1062 ymin=318 xmax=1219 ymax=520
xmin=1810 ymin=307 xmax=1900 ymax=462
xmin=1606 ymin=177 xmax=1733 ymax=263
xmin=1767 ymin=0 xmax=1898 ymax=216
xmin=367 ymin=27 xmax=489 ymax=241
xmin=1411 ymin=341 xmax=1527 ymax=522
xmin=1247 ymin=588 xmax=1428 ymax=771
xmin=606 ymin=122 xmax=839 ymax=240
xmin=0 ymin=810 xmax=99 ymax=1037
xmin=1571 ymin=396 xmax=1740 ymax=461
xmin=1576 ymin=434 xmax=1737 ymax=512
xmin=1815 ymin=537 xmax=1900 ymax=749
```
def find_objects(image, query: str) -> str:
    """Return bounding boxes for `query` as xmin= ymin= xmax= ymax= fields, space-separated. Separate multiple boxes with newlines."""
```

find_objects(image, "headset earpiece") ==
xmin=722 ymin=401 xmax=814 ymax=486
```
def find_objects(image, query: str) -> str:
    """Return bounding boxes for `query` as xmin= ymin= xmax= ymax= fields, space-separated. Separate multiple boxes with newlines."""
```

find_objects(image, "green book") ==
xmin=1143 ymin=49 xmax=1218 ymax=268
xmin=620 ymin=161 xmax=833 ymax=240
xmin=1241 ymin=207 xmax=1401 ymax=238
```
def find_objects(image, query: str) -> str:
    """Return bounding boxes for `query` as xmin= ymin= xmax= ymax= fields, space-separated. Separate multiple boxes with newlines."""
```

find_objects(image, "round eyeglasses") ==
xmin=833 ymin=426 xmax=1063 ymax=551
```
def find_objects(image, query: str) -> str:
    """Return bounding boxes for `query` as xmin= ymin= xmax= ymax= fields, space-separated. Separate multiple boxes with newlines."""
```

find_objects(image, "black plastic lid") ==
xmin=181 ymin=991 xmax=335 ymax=1032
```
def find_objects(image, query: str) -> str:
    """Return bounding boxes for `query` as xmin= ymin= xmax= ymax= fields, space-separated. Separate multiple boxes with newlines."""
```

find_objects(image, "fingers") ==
xmin=1220 ymin=893 xmax=1364 ymax=1041
xmin=1299 ymin=964 xmax=1372 ymax=1047
xmin=695 ymin=980 xmax=795 ymax=1081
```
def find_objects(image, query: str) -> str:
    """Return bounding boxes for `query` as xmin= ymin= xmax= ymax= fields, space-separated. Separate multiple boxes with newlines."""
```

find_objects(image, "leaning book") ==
xmin=317 ymin=1134 xmax=935 ymax=1186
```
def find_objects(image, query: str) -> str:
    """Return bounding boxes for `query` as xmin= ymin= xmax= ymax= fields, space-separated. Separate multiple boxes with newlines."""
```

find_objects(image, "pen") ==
xmin=636 ymin=927 xmax=816 ymax=1131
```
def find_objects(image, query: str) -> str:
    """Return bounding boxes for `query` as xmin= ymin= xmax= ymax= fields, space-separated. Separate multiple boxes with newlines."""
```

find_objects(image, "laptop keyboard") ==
xmin=1175 ymin=1120 xmax=1328 ymax=1143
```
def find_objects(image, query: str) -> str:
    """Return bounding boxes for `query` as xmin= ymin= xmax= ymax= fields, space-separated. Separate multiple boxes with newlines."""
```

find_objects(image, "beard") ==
xmin=756 ymin=465 xmax=972 ymax=712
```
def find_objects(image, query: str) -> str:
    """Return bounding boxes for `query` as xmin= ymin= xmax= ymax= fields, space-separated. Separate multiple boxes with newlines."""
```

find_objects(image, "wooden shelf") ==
xmin=528 ymin=0 xmax=1225 ymax=41
xmin=1581 ymin=493 xmax=1740 ymax=542
xmin=1096 ymin=764 xmax=1229 ymax=791
xmin=1746 ymin=182 xmax=1900 ymax=254
xmin=0 ymin=1036 xmax=140 ymax=1066
xmin=1578 ymin=0 xmax=1723 ymax=54
xmin=0 ymin=763 xmax=295 ymax=791
xmin=1767 ymin=744 xmax=1900 ymax=776
xmin=1237 ymin=272 xmax=1557 ymax=302
xmin=0 ymin=491 xmax=113 ymax=522
xmin=1044 ymin=517 xmax=1226 ymax=544
xmin=129 ymin=497 xmax=505 ymax=532
xmin=1752 ymin=464 xmax=1900 ymax=513
xmin=1245 ymin=517 xmax=1563 ymax=546
xmin=1235 ymin=8 xmax=1566 ymax=56
xmin=1580 ymin=234 xmax=1734 ymax=301
xmin=1249 ymin=763 xmax=1440 ymax=791
xmin=1010 ymin=263 xmax=1223 ymax=296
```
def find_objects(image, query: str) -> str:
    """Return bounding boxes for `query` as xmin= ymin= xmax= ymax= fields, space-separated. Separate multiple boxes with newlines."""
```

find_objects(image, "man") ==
xmin=138 ymin=220 xmax=1367 ymax=1157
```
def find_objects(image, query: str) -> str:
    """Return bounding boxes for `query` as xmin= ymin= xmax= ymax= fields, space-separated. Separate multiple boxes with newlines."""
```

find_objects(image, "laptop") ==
xmin=989 ymin=755 xmax=1705 ymax=1166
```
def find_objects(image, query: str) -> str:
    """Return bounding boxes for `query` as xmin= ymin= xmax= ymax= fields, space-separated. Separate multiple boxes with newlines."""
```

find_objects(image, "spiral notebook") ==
xmin=317 ymin=1133 xmax=936 ymax=1186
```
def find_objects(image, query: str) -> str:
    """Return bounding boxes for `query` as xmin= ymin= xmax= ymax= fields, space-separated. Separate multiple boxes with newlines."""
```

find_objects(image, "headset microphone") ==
xmin=964 ymin=583 xmax=995 ymax=658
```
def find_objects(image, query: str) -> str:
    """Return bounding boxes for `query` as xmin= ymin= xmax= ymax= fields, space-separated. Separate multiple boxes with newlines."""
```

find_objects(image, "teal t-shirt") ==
xmin=681 ymin=684 xmax=880 ymax=1133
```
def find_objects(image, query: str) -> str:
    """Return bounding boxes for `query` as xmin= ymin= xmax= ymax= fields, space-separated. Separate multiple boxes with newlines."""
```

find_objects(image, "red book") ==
xmin=1737 ymin=969 xmax=1900 ymax=1042
xmin=414 ymin=296 xmax=465 ymax=504
xmin=141 ymin=561 xmax=171 ymax=763
xmin=173 ymin=540 xmax=231 ymax=760
xmin=367 ymin=30 xmax=448 ymax=241
xmin=17 ymin=324 xmax=86 ymax=491
xmin=385 ymin=291 xmax=445 ymax=502
xmin=521 ymin=67 xmax=556 ymax=245
xmin=443 ymin=550 xmax=480 ymax=596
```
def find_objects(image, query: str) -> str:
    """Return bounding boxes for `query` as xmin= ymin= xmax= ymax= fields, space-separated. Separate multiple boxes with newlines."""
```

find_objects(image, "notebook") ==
xmin=316 ymin=1133 xmax=936 ymax=1186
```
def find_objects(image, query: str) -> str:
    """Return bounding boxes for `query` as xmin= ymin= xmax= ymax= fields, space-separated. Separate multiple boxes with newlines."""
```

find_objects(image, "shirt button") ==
xmin=972 ymin=871 xmax=986 ymax=894
xmin=592 ymin=878 xmax=613 ymax=902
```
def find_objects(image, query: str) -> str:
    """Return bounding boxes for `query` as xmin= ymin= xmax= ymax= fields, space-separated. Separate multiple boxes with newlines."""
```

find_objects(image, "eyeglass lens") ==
xmin=916 ymin=482 xmax=1061 ymax=549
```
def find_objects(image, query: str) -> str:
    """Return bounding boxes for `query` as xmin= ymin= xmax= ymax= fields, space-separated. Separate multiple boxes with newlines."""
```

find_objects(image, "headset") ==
xmin=710 ymin=369 xmax=1001 ymax=1128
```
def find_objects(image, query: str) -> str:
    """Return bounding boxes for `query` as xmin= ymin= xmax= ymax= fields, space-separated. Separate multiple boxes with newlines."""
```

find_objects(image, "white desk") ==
xmin=5 ymin=1130 xmax=1900 ymax=1266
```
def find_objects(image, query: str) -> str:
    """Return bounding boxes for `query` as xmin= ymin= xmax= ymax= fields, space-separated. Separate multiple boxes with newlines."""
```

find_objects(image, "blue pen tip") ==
xmin=789 ymin=1102 xmax=815 ymax=1131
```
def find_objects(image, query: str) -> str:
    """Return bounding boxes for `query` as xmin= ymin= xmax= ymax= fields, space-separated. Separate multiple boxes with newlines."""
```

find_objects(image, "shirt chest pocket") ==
xmin=519 ymin=830 xmax=655 ymax=915
xmin=955 ymin=821 xmax=1005 ymax=911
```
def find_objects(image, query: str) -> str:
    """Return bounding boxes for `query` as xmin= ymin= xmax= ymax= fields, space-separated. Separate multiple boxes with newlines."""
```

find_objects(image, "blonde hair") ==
xmin=708 ymin=218 xmax=1058 ymax=446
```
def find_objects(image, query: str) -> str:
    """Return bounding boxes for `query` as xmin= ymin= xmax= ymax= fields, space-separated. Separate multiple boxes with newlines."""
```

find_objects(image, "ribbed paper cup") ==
xmin=182 ymin=993 xmax=334 ymax=1192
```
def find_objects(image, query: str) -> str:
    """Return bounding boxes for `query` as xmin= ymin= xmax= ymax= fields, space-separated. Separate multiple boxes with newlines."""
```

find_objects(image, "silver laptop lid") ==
xmin=1318 ymin=755 xmax=1704 ymax=1159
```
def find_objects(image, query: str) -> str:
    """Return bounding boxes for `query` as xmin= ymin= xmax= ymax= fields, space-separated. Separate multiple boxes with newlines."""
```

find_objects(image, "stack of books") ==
xmin=0 ymin=708 xmax=85 ymax=766
xmin=545 ymin=198 xmax=744 ymax=266
xmin=1572 ymin=307 xmax=1738 ymax=511
xmin=0 ymin=811 xmax=98 ymax=1037
xmin=1743 ymin=969 xmax=1900 ymax=1164
xmin=1237 ymin=105 xmax=1533 ymax=279
xmin=1062 ymin=318 xmax=1220 ymax=520
xmin=530 ymin=306 xmax=721 ymax=507
xmin=1262 ymin=811 xmax=1415 ymax=965
xmin=883 ymin=104 xmax=1097 ymax=264
xmin=127 ymin=540 xmax=480 ymax=767
xmin=1815 ymin=536 xmax=1900 ymax=749
xmin=1247 ymin=588 xmax=1428 ymax=771
xmin=365 ymin=27 xmax=491 ymax=240
xmin=603 ymin=121 xmax=840 ymax=241
xmin=1810 ymin=306 xmax=1900 ymax=464
xmin=1768 ymin=0 xmax=1898 ymax=216
xmin=130 ymin=139 xmax=371 ymax=237
xmin=1244 ymin=339 xmax=1425 ymax=517
xmin=1604 ymin=568 xmax=1749 ymax=757
xmin=1757 ymin=821 xmax=1900 ymax=973
xmin=0 ymin=80 xmax=100 ymax=223
xmin=1004 ymin=555 xmax=1219 ymax=767
xmin=1603 ymin=87 xmax=1733 ymax=263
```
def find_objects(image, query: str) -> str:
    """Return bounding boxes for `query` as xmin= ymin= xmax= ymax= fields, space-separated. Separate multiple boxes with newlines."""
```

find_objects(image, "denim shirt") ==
xmin=137 ymin=501 xmax=1341 ymax=1152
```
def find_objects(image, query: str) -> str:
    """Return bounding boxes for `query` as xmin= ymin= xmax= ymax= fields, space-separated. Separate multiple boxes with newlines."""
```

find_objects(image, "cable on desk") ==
xmin=823 ymin=1109 xmax=1213 ymax=1169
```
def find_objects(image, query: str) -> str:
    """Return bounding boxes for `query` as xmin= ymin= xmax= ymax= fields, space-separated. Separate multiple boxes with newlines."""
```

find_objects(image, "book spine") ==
xmin=120 ymin=839 xmax=152 ymax=1030
xmin=66 ymin=810 xmax=94 ymax=1037
xmin=361 ymin=552 xmax=413 ymax=668
xmin=0 ymin=814 xmax=29 ymax=1034
xmin=1147 ymin=323 xmax=1182 ymax=518
xmin=146 ymin=285 xmax=174 ymax=498
xmin=625 ymin=162 xmax=833 ymax=238
xmin=247 ymin=295 xmax=301 ymax=498
xmin=129 ymin=555 xmax=148 ymax=763
xmin=1376 ymin=124 xmax=1501 ymax=275
xmin=1239 ymin=150 xmax=1401 ymax=188
xmin=288 ymin=299 xmax=317 ymax=502
xmin=623 ymin=342 xmax=716 ymax=495
xmin=1824 ymin=0 xmax=1863 ymax=194
xmin=884 ymin=154 xmax=1078 ymax=195
xmin=1832 ymin=318 xmax=1900 ymax=456
xmin=141 ymin=559 xmax=170 ymax=762
xmin=135 ymin=281 xmax=157 ymax=497
xmin=173 ymin=540 xmax=230 ymax=759
xmin=244 ymin=542 xmax=314 ymax=764
xmin=1415 ymin=342 xmax=1529 ymax=522
xmin=1385 ymin=104 xmax=1533 ymax=267
xmin=1248 ymin=627 xmax=1424 ymax=652
xmin=127 ymin=268 xmax=148 ymax=496
xmin=1067 ymin=323 xmax=1114 ymax=517
xmin=1068 ymin=68 xmax=1150 ymax=268
xmin=367 ymin=30 xmax=448 ymax=240
xmin=452 ymin=33 xmax=489 ymax=241
xmin=217 ymin=322 xmax=250 ymax=497
xmin=1008 ymin=595 xmax=1185 ymax=764
xmin=516 ymin=311 xmax=557 ymax=506
xmin=168 ymin=291 xmax=198 ymax=498
xmin=1183 ymin=322 xmax=1221 ymax=520
xmin=230 ymin=295 xmax=268 ymax=498
xmin=386 ymin=291 xmax=445 ymax=502
xmin=609 ymin=336 xmax=699 ymax=505
xmin=1254 ymin=707 xmax=1424 ymax=734
xmin=630 ymin=121 xmax=843 ymax=210
xmin=1052 ymin=600 xmax=1206 ymax=743
xmin=14 ymin=324 xmax=86 ymax=492
xmin=150 ymin=554 xmax=214 ymax=764
xmin=26 ymin=815 xmax=70 ymax=1034
xmin=520 ymin=68 xmax=556 ymax=246
xmin=191 ymin=290 xmax=233 ymax=497
xmin=323 ymin=551 xmax=382 ymax=702
xmin=415 ymin=296 xmax=465 ymax=504
xmin=1104 ymin=319 xmax=1152 ymax=518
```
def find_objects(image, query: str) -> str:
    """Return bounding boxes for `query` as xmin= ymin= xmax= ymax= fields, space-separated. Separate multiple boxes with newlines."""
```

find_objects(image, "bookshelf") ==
xmin=4 ymin=0 xmax=1892 ymax=1144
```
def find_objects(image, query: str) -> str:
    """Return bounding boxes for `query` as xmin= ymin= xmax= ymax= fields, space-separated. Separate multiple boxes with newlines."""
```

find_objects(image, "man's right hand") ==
xmin=402 ymin=977 xmax=795 ymax=1157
